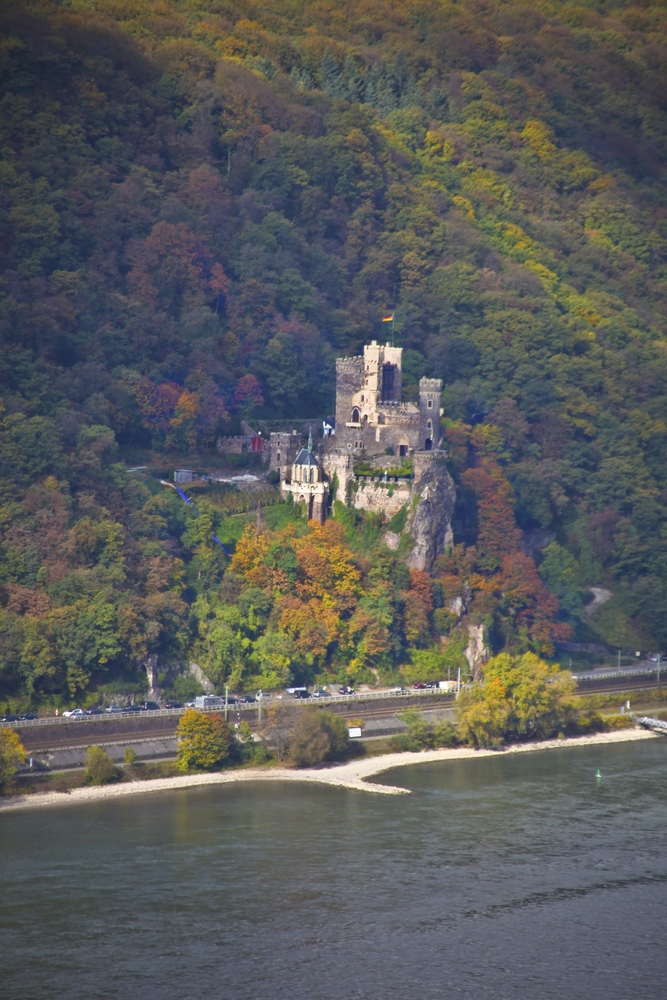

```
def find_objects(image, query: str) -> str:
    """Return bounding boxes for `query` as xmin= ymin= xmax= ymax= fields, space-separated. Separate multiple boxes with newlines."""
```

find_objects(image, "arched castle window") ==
xmin=277 ymin=453 xmax=281 ymax=462
xmin=425 ymin=438 xmax=432 ymax=451
xmin=427 ymin=419 xmax=432 ymax=430
xmin=427 ymin=399 xmax=433 ymax=409
xmin=351 ymin=407 xmax=360 ymax=423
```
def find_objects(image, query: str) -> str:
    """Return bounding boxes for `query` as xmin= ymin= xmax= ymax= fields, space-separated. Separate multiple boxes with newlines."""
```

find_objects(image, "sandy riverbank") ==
xmin=0 ymin=728 xmax=659 ymax=814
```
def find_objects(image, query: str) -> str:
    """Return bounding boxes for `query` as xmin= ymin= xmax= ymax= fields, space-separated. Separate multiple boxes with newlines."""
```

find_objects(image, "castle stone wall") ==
xmin=351 ymin=478 xmax=412 ymax=517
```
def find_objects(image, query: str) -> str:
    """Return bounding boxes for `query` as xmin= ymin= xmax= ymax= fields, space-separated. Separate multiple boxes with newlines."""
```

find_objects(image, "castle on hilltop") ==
xmin=278 ymin=341 xmax=444 ymax=523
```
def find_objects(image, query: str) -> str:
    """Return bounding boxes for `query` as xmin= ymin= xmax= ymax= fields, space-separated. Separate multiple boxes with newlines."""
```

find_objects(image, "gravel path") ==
xmin=0 ymin=728 xmax=658 ymax=814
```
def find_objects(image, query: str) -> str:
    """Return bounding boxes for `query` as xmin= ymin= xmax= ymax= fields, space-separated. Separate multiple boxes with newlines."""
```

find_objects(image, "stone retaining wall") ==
xmin=351 ymin=478 xmax=411 ymax=517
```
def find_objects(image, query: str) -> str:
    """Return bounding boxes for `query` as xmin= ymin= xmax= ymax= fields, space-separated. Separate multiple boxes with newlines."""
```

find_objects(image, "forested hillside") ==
xmin=2 ymin=0 xmax=667 ymax=708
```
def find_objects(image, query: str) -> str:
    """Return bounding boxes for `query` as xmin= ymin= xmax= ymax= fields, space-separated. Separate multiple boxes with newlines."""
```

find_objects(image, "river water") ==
xmin=1 ymin=740 xmax=666 ymax=999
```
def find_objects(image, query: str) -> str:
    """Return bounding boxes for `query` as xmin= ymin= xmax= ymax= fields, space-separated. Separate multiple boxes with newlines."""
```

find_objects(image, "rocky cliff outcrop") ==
xmin=404 ymin=454 xmax=456 ymax=572
xmin=464 ymin=624 xmax=489 ymax=680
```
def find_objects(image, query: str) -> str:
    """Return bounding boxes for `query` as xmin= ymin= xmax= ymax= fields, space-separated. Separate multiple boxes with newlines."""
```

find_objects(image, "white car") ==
xmin=62 ymin=708 xmax=85 ymax=718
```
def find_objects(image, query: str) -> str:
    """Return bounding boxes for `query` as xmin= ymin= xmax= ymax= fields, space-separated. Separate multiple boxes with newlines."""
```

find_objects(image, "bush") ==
xmin=176 ymin=709 xmax=230 ymax=771
xmin=232 ymin=720 xmax=273 ymax=764
xmin=603 ymin=714 xmax=634 ymax=730
xmin=394 ymin=710 xmax=459 ymax=751
xmin=85 ymin=746 xmax=118 ymax=785
xmin=124 ymin=747 xmax=137 ymax=765
xmin=0 ymin=730 xmax=26 ymax=790
xmin=289 ymin=709 xmax=350 ymax=767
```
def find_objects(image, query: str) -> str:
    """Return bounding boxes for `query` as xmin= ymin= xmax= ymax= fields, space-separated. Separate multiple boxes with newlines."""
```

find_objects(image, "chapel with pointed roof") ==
xmin=281 ymin=429 xmax=329 ymax=523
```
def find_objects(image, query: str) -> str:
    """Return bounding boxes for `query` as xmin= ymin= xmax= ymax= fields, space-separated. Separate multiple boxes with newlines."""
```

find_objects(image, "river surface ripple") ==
xmin=1 ymin=740 xmax=666 ymax=999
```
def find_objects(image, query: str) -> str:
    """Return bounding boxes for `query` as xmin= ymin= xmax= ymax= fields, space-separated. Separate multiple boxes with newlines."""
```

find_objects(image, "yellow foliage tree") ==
xmin=457 ymin=652 xmax=576 ymax=748
xmin=176 ymin=709 xmax=230 ymax=772
xmin=0 ymin=729 xmax=27 ymax=789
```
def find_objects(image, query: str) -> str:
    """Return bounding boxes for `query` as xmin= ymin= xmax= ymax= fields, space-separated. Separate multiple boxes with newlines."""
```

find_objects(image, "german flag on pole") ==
xmin=382 ymin=312 xmax=394 ymax=322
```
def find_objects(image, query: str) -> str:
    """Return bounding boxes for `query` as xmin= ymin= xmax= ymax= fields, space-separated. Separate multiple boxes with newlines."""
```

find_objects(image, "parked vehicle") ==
xmin=390 ymin=686 xmax=407 ymax=694
xmin=20 ymin=713 xmax=37 ymax=720
xmin=63 ymin=708 xmax=85 ymax=718
xmin=85 ymin=708 xmax=104 ymax=715
xmin=194 ymin=695 xmax=225 ymax=710
xmin=312 ymin=690 xmax=330 ymax=698
xmin=1 ymin=714 xmax=19 ymax=723
xmin=413 ymin=682 xmax=427 ymax=689
xmin=338 ymin=686 xmax=354 ymax=695
xmin=236 ymin=696 xmax=256 ymax=703
xmin=293 ymin=689 xmax=311 ymax=699
xmin=164 ymin=701 xmax=183 ymax=709
xmin=105 ymin=705 xmax=123 ymax=713
xmin=141 ymin=701 xmax=160 ymax=711
xmin=122 ymin=704 xmax=143 ymax=713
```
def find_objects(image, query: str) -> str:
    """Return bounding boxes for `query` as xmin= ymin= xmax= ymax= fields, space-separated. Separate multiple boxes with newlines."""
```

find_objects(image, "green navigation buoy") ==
xmin=596 ymin=770 xmax=602 ymax=780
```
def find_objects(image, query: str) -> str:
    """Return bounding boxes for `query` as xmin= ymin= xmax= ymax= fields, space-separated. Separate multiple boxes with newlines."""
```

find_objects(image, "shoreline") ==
xmin=0 ymin=728 xmax=659 ymax=814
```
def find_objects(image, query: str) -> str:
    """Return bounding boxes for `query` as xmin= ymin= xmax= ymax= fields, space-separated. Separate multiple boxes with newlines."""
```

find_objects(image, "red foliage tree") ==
xmin=500 ymin=552 xmax=572 ymax=655
xmin=134 ymin=379 xmax=182 ymax=435
xmin=461 ymin=464 xmax=523 ymax=571
xmin=232 ymin=374 xmax=264 ymax=411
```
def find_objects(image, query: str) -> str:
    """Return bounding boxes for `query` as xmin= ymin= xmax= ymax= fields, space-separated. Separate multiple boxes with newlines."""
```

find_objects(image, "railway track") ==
xmin=574 ymin=679 xmax=666 ymax=697
xmin=14 ymin=682 xmax=667 ymax=754
xmin=19 ymin=696 xmax=454 ymax=753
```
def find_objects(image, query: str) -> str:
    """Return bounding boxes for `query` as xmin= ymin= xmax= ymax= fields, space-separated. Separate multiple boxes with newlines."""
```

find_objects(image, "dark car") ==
xmin=293 ymin=689 xmax=311 ymax=699
xmin=338 ymin=686 xmax=354 ymax=695
xmin=1 ymin=714 xmax=19 ymax=723
xmin=85 ymin=707 xmax=104 ymax=716
xmin=236 ymin=696 xmax=256 ymax=703
xmin=164 ymin=701 xmax=183 ymax=709
xmin=141 ymin=701 xmax=160 ymax=711
xmin=20 ymin=713 xmax=38 ymax=720
xmin=122 ymin=704 xmax=143 ymax=713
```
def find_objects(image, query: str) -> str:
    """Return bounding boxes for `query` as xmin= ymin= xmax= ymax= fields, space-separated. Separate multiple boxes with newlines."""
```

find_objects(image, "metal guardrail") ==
xmin=3 ymin=666 xmax=664 ymax=731
xmin=0 ymin=687 xmax=455 ymax=730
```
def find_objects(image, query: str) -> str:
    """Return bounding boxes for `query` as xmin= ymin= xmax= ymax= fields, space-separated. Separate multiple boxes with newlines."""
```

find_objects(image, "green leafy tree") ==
xmin=84 ymin=746 xmax=118 ymax=785
xmin=539 ymin=543 xmax=584 ymax=619
xmin=176 ymin=709 xmax=230 ymax=772
xmin=456 ymin=652 xmax=576 ymax=748
xmin=288 ymin=709 xmax=350 ymax=767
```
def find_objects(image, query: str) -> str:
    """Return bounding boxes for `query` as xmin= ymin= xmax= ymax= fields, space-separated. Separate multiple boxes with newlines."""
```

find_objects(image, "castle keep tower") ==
xmin=331 ymin=341 xmax=442 ymax=459
xmin=419 ymin=378 xmax=442 ymax=451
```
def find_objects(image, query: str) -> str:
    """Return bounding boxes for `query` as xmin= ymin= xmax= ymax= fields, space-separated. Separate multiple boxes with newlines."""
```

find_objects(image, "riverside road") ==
xmin=4 ymin=662 xmax=665 ymax=758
